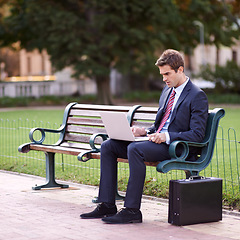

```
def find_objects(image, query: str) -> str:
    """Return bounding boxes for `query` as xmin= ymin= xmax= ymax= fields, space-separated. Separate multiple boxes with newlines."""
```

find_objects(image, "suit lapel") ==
xmin=160 ymin=87 xmax=172 ymax=111
xmin=170 ymin=80 xmax=192 ymax=123
xmin=155 ymin=87 xmax=172 ymax=126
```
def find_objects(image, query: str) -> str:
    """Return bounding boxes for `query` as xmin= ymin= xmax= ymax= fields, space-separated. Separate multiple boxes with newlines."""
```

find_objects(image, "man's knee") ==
xmin=101 ymin=139 xmax=121 ymax=154
xmin=101 ymin=139 xmax=113 ymax=153
xmin=127 ymin=143 xmax=144 ymax=158
xmin=127 ymin=142 xmax=136 ymax=153
xmin=101 ymin=139 xmax=110 ymax=149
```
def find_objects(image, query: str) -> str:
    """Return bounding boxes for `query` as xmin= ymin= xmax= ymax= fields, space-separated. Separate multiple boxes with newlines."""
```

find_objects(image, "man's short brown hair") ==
xmin=155 ymin=49 xmax=184 ymax=72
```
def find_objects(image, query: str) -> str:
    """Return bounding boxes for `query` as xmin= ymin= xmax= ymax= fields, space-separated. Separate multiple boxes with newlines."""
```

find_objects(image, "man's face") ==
xmin=158 ymin=65 xmax=184 ymax=88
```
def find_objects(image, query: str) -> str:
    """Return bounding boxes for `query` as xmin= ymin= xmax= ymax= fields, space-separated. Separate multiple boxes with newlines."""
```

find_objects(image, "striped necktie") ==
xmin=157 ymin=89 xmax=176 ymax=133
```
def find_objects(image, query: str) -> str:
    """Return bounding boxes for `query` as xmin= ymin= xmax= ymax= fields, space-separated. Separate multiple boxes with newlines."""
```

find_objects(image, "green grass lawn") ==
xmin=1 ymin=104 xmax=239 ymax=136
xmin=0 ymin=102 xmax=238 ymax=119
xmin=217 ymin=105 xmax=240 ymax=136
xmin=0 ymin=108 xmax=65 ymax=124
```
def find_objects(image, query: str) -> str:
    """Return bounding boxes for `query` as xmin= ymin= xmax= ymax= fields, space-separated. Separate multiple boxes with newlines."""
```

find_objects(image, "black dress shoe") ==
xmin=80 ymin=202 xmax=117 ymax=219
xmin=102 ymin=207 xmax=142 ymax=224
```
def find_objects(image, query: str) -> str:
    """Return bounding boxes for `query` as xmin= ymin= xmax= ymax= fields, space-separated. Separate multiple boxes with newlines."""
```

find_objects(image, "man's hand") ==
xmin=131 ymin=127 xmax=147 ymax=137
xmin=148 ymin=132 xmax=166 ymax=144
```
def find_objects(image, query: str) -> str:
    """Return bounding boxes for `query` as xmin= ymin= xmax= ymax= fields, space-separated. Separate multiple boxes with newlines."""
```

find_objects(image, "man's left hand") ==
xmin=148 ymin=133 xmax=166 ymax=144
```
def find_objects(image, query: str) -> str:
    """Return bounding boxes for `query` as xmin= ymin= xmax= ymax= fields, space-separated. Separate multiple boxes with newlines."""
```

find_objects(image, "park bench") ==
xmin=18 ymin=102 xmax=225 ymax=190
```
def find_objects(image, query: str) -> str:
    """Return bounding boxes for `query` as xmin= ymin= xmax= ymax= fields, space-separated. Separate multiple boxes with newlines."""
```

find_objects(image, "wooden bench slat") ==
xmin=132 ymin=122 xmax=154 ymax=128
xmin=69 ymin=109 xmax=129 ymax=117
xmin=69 ymin=109 xmax=101 ymax=117
xmin=66 ymin=125 xmax=106 ymax=135
xmin=64 ymin=133 xmax=105 ymax=145
xmin=134 ymin=106 xmax=158 ymax=113
xmin=60 ymin=141 xmax=93 ymax=150
xmin=29 ymin=144 xmax=89 ymax=155
xmin=64 ymin=133 xmax=91 ymax=143
xmin=30 ymin=143 xmax=161 ymax=165
xmin=72 ymin=104 xmax=132 ymax=111
xmin=67 ymin=117 xmax=104 ymax=126
xmin=133 ymin=112 xmax=157 ymax=120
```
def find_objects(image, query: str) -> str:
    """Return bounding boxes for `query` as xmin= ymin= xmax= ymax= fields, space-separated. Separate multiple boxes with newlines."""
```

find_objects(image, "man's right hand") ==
xmin=131 ymin=127 xmax=147 ymax=137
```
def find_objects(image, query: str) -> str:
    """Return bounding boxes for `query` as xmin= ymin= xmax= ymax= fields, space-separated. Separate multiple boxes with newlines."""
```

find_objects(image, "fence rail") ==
xmin=0 ymin=118 xmax=239 ymax=199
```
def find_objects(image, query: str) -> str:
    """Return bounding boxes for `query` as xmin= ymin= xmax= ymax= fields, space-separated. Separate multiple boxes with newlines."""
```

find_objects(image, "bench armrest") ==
xmin=169 ymin=140 xmax=207 ymax=161
xmin=29 ymin=125 xmax=65 ymax=144
xmin=78 ymin=133 xmax=108 ymax=162
xmin=18 ymin=126 xmax=65 ymax=153
xmin=19 ymin=102 xmax=77 ymax=150
xmin=157 ymin=140 xmax=208 ymax=177
xmin=89 ymin=133 xmax=108 ymax=151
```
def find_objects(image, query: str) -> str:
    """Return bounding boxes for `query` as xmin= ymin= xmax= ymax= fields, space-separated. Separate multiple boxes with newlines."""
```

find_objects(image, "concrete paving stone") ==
xmin=1 ymin=170 xmax=240 ymax=240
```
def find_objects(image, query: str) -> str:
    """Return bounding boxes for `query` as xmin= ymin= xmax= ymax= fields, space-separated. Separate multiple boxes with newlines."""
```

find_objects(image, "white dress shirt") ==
xmin=161 ymin=77 xmax=189 ymax=144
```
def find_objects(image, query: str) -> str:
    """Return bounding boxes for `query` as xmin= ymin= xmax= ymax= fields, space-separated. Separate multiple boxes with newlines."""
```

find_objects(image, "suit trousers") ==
xmin=98 ymin=139 xmax=170 ymax=209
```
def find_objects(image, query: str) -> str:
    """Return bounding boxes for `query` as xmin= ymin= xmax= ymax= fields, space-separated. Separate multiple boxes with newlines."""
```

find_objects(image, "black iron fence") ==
xmin=0 ymin=118 xmax=239 ymax=199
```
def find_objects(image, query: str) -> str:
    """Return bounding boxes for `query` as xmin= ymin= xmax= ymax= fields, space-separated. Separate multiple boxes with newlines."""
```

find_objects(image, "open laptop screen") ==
xmin=100 ymin=111 xmax=149 ymax=142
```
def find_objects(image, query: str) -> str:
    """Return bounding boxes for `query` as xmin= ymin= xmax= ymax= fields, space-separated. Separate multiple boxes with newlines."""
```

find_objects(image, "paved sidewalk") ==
xmin=0 ymin=170 xmax=240 ymax=240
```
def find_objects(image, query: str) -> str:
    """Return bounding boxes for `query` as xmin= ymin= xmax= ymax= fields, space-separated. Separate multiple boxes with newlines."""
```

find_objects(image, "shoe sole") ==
xmin=80 ymin=215 xmax=103 ymax=219
xmin=80 ymin=213 xmax=116 ymax=219
xmin=102 ymin=219 xmax=142 ymax=224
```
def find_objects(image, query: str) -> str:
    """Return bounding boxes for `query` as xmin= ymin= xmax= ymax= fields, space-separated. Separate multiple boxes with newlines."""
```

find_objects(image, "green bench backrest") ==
xmin=156 ymin=108 xmax=225 ymax=178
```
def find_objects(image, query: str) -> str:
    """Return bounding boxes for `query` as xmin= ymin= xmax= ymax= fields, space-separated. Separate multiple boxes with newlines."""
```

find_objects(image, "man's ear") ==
xmin=178 ymin=66 xmax=184 ymax=73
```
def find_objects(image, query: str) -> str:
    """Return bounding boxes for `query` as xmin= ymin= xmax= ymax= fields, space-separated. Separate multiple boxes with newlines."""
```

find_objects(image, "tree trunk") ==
xmin=95 ymin=75 xmax=114 ymax=105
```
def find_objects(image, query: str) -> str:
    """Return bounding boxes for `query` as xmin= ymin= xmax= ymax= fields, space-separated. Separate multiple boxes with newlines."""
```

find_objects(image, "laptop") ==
xmin=100 ymin=111 xmax=149 ymax=142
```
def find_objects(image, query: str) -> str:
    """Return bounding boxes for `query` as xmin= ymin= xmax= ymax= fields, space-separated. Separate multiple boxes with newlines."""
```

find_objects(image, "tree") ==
xmin=0 ymin=0 xmax=239 ymax=104
xmin=198 ymin=61 xmax=240 ymax=94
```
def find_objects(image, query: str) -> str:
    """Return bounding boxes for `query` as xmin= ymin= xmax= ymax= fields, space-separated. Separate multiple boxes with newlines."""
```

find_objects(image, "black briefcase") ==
xmin=168 ymin=177 xmax=222 ymax=226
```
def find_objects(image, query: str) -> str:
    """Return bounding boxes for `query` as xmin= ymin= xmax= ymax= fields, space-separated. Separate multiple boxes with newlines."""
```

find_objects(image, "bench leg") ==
xmin=92 ymin=185 xmax=125 ymax=203
xmin=115 ymin=188 xmax=126 ymax=201
xmin=32 ymin=152 xmax=69 ymax=190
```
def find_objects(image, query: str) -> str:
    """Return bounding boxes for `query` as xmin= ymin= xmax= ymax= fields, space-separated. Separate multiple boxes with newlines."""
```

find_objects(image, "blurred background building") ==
xmin=0 ymin=48 xmax=97 ymax=98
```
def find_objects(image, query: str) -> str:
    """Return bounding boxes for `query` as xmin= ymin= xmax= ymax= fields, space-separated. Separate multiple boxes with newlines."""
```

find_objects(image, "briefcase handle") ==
xmin=188 ymin=176 xmax=206 ymax=181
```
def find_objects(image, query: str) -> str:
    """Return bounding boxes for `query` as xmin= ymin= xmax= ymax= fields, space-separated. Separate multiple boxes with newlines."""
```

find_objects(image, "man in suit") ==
xmin=80 ymin=49 xmax=209 ymax=224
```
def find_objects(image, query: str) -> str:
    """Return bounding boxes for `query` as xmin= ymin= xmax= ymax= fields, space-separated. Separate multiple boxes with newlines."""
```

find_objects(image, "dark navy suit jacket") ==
xmin=98 ymin=79 xmax=209 ymax=208
xmin=148 ymin=80 xmax=209 ymax=159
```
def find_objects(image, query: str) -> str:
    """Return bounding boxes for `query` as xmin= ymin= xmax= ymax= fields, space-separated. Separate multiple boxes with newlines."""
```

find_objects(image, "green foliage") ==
xmin=123 ymin=91 xmax=240 ymax=104
xmin=1 ymin=92 xmax=240 ymax=109
xmin=207 ymin=93 xmax=240 ymax=104
xmin=0 ymin=96 xmax=32 ymax=107
xmin=198 ymin=61 xmax=240 ymax=93
xmin=0 ymin=95 xmax=96 ymax=108
xmin=143 ymin=178 xmax=169 ymax=198
xmin=0 ymin=0 xmax=240 ymax=104
xmin=223 ymin=192 xmax=240 ymax=211
xmin=123 ymin=91 xmax=161 ymax=102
